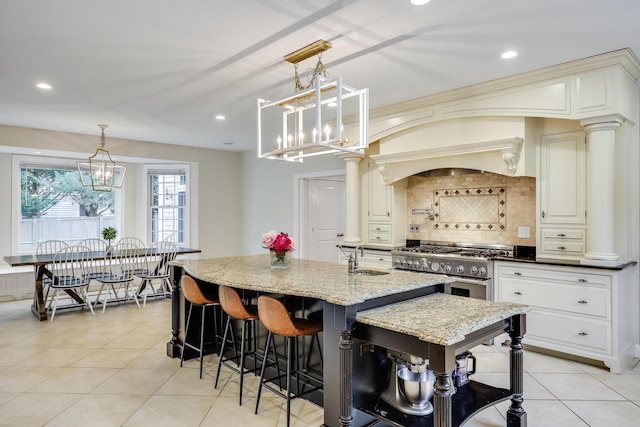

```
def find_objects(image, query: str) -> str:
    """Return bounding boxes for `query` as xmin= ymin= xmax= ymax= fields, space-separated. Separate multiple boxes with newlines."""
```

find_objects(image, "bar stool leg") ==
xmin=286 ymin=336 xmax=293 ymax=427
xmin=239 ymin=319 xmax=247 ymax=405
xmin=199 ymin=304 xmax=206 ymax=379
xmin=180 ymin=303 xmax=195 ymax=369
xmin=215 ymin=316 xmax=232 ymax=389
xmin=255 ymin=331 xmax=272 ymax=415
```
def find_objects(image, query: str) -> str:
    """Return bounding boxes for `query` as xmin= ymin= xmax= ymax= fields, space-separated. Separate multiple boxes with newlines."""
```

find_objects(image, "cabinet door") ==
xmin=368 ymin=160 xmax=392 ymax=222
xmin=540 ymin=131 xmax=586 ymax=225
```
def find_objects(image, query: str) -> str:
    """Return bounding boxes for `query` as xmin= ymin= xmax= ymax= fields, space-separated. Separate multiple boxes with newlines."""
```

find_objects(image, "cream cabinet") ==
xmin=363 ymin=157 xmax=406 ymax=247
xmin=538 ymin=131 xmax=586 ymax=260
xmin=338 ymin=247 xmax=393 ymax=270
xmin=494 ymin=261 xmax=635 ymax=373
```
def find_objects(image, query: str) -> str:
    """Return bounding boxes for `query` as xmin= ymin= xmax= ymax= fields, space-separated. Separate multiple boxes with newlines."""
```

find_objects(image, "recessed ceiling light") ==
xmin=501 ymin=50 xmax=518 ymax=59
xmin=36 ymin=82 xmax=52 ymax=90
xmin=215 ymin=114 xmax=226 ymax=120
xmin=411 ymin=0 xmax=431 ymax=5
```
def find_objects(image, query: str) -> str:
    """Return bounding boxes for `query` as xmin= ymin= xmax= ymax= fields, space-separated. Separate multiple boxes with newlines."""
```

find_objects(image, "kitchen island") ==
xmin=169 ymin=255 xmax=528 ymax=427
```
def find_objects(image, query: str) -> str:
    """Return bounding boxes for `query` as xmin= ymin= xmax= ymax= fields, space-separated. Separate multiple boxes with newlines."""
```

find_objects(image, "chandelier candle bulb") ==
xmin=324 ymin=124 xmax=331 ymax=141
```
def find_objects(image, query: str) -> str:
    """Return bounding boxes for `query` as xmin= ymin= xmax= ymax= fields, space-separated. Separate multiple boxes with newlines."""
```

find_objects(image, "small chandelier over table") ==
xmin=258 ymin=40 xmax=369 ymax=162
xmin=77 ymin=124 xmax=127 ymax=192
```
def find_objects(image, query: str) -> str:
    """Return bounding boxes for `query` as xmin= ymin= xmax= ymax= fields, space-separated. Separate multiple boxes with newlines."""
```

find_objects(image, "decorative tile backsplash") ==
xmin=406 ymin=172 xmax=536 ymax=246
xmin=434 ymin=187 xmax=506 ymax=230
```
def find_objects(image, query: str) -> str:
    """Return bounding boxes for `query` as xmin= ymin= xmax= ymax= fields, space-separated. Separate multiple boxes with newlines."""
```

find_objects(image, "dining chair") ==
xmin=36 ymin=240 xmax=70 ymax=304
xmin=135 ymin=241 xmax=177 ymax=306
xmin=47 ymin=245 xmax=95 ymax=321
xmin=77 ymin=238 xmax=110 ymax=285
xmin=117 ymin=237 xmax=146 ymax=248
xmin=94 ymin=242 xmax=141 ymax=312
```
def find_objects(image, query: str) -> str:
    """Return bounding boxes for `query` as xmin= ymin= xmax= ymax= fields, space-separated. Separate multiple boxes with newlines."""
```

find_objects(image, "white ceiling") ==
xmin=1 ymin=0 xmax=639 ymax=153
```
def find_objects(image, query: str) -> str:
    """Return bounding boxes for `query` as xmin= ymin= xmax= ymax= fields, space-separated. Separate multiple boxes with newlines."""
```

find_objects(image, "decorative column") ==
xmin=580 ymin=116 xmax=622 ymax=265
xmin=339 ymin=154 xmax=364 ymax=244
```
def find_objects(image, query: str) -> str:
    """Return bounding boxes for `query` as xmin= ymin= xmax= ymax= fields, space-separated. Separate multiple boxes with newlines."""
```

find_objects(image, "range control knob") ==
xmin=478 ymin=267 xmax=487 ymax=277
xmin=394 ymin=259 xmax=402 ymax=266
xmin=469 ymin=266 xmax=478 ymax=275
xmin=456 ymin=265 xmax=465 ymax=274
xmin=442 ymin=264 xmax=452 ymax=273
xmin=430 ymin=262 xmax=440 ymax=272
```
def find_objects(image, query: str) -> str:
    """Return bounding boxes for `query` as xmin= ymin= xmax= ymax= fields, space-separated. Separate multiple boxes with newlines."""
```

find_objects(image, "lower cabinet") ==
xmin=494 ymin=261 xmax=635 ymax=373
xmin=338 ymin=247 xmax=392 ymax=270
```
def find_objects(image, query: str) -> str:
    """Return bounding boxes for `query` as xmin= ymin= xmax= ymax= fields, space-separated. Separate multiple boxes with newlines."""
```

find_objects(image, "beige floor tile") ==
xmin=126 ymin=347 xmax=185 ymax=370
xmin=495 ymin=399 xmax=589 ymax=427
xmin=276 ymin=398 xmax=323 ymax=427
xmin=91 ymin=367 xmax=174 ymax=395
xmin=0 ymin=346 xmax=46 ymax=366
xmin=563 ymin=400 xmax=640 ymax=427
xmin=29 ymin=367 xmax=118 ymax=393
xmin=123 ymin=394 xmax=214 ymax=427
xmin=591 ymin=372 xmax=640 ymax=400
xmin=202 ymin=395 xmax=280 ymax=427
xmin=18 ymin=347 xmax=97 ymax=368
xmin=470 ymin=372 xmax=556 ymax=400
xmin=71 ymin=347 xmax=146 ymax=368
xmin=155 ymin=367 xmax=224 ymax=397
xmin=463 ymin=405 xmax=506 ymax=427
xmin=0 ymin=366 xmax=59 ymax=392
xmin=529 ymin=373 xmax=625 ymax=401
xmin=44 ymin=393 xmax=148 ymax=427
xmin=102 ymin=332 xmax=167 ymax=349
xmin=0 ymin=391 xmax=19 ymax=405
xmin=59 ymin=332 xmax=123 ymax=348
xmin=472 ymin=350 xmax=510 ymax=373
xmin=0 ymin=392 xmax=83 ymax=427
xmin=523 ymin=350 xmax=587 ymax=374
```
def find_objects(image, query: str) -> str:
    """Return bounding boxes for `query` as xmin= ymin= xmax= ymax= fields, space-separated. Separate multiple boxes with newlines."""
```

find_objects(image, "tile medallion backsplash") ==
xmin=406 ymin=172 xmax=536 ymax=246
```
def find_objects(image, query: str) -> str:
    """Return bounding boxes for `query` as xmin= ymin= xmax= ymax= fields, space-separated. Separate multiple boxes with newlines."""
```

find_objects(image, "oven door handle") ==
xmin=450 ymin=277 xmax=490 ymax=285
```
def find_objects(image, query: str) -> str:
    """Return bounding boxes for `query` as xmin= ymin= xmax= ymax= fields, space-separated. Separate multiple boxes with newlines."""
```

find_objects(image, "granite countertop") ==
xmin=180 ymin=255 xmax=454 ymax=306
xmin=356 ymin=293 xmax=530 ymax=346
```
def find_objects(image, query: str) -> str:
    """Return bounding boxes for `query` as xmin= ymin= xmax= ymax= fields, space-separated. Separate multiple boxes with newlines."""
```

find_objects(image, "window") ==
xmin=147 ymin=167 xmax=188 ymax=245
xmin=14 ymin=156 xmax=121 ymax=253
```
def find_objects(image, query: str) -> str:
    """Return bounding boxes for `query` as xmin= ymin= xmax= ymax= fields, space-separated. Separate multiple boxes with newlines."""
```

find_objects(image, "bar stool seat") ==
xmin=180 ymin=276 xmax=221 ymax=379
xmin=216 ymin=285 xmax=274 ymax=406
xmin=255 ymin=295 xmax=323 ymax=427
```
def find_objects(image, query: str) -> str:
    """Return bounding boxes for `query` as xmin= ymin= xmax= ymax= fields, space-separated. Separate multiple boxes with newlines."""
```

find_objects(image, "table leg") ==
xmin=433 ymin=371 xmax=455 ymax=427
xmin=507 ymin=314 xmax=527 ymax=427
xmin=32 ymin=265 xmax=48 ymax=321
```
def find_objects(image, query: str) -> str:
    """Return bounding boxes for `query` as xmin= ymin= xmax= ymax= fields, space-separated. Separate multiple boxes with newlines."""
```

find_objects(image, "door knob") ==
xmin=336 ymin=233 xmax=344 ymax=237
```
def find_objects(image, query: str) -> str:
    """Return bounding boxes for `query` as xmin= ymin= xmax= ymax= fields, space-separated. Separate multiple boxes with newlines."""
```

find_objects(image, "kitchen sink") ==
xmin=351 ymin=269 xmax=390 ymax=276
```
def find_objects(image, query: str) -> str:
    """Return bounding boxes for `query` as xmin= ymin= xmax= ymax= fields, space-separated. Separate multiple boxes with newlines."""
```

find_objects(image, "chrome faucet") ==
xmin=349 ymin=245 xmax=364 ymax=273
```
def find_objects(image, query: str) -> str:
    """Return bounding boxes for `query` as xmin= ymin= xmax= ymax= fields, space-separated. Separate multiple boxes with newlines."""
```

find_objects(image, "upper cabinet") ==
xmin=538 ymin=131 xmax=586 ymax=259
xmin=363 ymin=156 xmax=406 ymax=247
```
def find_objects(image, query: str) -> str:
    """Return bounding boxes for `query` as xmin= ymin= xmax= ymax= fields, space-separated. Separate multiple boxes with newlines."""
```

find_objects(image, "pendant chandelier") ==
xmin=76 ymin=124 xmax=127 ymax=192
xmin=258 ymin=40 xmax=369 ymax=162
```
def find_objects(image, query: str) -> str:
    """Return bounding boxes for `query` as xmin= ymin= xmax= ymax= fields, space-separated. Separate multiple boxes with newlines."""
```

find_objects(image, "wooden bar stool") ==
xmin=179 ymin=276 xmax=221 ymax=378
xmin=215 ymin=285 xmax=273 ymax=406
xmin=255 ymin=295 xmax=323 ymax=427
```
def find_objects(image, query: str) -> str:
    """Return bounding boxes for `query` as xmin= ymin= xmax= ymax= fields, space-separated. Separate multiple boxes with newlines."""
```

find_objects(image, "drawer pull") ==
xmin=557 ymin=246 xmax=567 ymax=250
xmin=375 ymin=227 xmax=381 ymax=231
xmin=375 ymin=237 xmax=380 ymax=240
xmin=578 ymin=332 xmax=588 ymax=336
xmin=378 ymin=258 xmax=384 ymax=261
xmin=513 ymin=272 xmax=522 ymax=276
xmin=578 ymin=278 xmax=588 ymax=283
xmin=557 ymin=233 xmax=566 ymax=237
xmin=578 ymin=300 xmax=588 ymax=304
xmin=514 ymin=291 xmax=523 ymax=295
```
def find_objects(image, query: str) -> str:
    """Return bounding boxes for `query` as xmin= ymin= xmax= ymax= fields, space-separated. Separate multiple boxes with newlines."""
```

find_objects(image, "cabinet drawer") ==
xmin=501 ymin=278 xmax=609 ymax=318
xmin=527 ymin=310 xmax=610 ymax=352
xmin=497 ymin=265 xmax=610 ymax=286
xmin=369 ymin=232 xmax=391 ymax=243
xmin=541 ymin=241 xmax=585 ymax=255
xmin=368 ymin=224 xmax=391 ymax=233
xmin=541 ymin=229 xmax=585 ymax=240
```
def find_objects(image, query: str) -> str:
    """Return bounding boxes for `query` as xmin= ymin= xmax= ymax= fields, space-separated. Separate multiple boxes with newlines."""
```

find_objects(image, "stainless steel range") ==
xmin=391 ymin=242 xmax=514 ymax=300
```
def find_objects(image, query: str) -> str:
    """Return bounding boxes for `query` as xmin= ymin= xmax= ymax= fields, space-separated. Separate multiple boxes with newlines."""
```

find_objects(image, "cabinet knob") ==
xmin=375 ymin=237 xmax=380 ymax=240
xmin=336 ymin=233 xmax=344 ymax=237
xmin=557 ymin=233 xmax=566 ymax=237
xmin=541 ymin=211 xmax=546 ymax=218
xmin=578 ymin=300 xmax=588 ymax=304
xmin=514 ymin=291 xmax=523 ymax=295
xmin=557 ymin=246 xmax=567 ymax=250
xmin=578 ymin=332 xmax=588 ymax=336
xmin=513 ymin=272 xmax=522 ymax=276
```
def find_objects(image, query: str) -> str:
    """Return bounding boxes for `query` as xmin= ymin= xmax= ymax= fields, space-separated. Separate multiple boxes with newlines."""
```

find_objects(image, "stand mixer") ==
xmin=379 ymin=349 xmax=436 ymax=416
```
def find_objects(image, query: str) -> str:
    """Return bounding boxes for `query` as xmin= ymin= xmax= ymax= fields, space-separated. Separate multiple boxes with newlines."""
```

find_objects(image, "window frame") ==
xmin=11 ymin=154 xmax=124 ymax=255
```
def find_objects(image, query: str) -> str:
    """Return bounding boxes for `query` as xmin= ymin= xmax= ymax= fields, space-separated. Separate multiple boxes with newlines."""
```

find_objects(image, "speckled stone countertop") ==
xmin=356 ymin=293 xmax=530 ymax=346
xmin=180 ymin=255 xmax=454 ymax=306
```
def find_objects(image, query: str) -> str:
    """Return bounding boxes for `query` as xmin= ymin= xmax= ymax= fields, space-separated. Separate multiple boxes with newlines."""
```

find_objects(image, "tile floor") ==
xmin=0 ymin=298 xmax=638 ymax=427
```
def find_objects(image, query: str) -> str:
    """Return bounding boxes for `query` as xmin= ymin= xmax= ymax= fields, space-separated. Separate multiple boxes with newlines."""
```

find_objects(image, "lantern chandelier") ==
xmin=258 ymin=40 xmax=369 ymax=162
xmin=76 ymin=124 xmax=127 ymax=192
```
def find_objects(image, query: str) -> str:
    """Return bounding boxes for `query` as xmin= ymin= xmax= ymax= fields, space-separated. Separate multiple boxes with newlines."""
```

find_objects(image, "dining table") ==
xmin=3 ymin=246 xmax=201 ymax=321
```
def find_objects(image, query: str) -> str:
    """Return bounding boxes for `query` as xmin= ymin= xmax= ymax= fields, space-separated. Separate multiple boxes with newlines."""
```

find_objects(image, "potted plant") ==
xmin=102 ymin=227 xmax=117 ymax=249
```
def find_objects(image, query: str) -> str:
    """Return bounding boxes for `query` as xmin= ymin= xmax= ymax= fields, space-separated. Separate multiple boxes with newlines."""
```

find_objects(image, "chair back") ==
xmin=117 ymin=237 xmax=146 ymax=248
xmin=51 ymin=245 xmax=90 ymax=288
xmin=142 ymin=241 xmax=177 ymax=276
xmin=181 ymin=275 xmax=216 ymax=305
xmin=36 ymin=240 xmax=69 ymax=255
xmin=106 ymin=242 xmax=139 ymax=279
xmin=219 ymin=286 xmax=254 ymax=319
xmin=257 ymin=295 xmax=301 ymax=337
xmin=77 ymin=238 xmax=107 ymax=252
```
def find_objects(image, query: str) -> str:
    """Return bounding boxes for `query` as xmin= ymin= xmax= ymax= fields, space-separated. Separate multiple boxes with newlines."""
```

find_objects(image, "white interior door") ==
xmin=306 ymin=178 xmax=345 ymax=262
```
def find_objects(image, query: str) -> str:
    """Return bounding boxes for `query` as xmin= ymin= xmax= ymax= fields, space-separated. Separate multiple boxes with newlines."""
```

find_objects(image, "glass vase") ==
xmin=270 ymin=250 xmax=291 ymax=269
